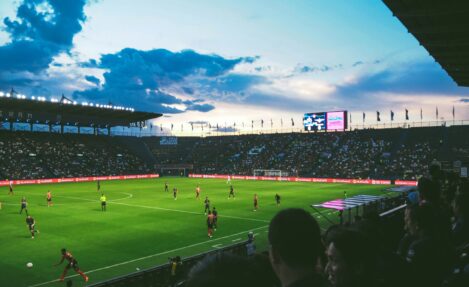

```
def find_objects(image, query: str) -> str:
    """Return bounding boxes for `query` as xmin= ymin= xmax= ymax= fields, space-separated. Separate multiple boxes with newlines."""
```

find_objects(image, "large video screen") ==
xmin=304 ymin=111 xmax=347 ymax=131
xmin=303 ymin=112 xmax=326 ymax=131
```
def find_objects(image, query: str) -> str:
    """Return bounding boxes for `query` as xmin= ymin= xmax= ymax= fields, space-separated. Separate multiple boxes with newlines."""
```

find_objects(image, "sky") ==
xmin=1 ymin=0 xmax=468 ymax=133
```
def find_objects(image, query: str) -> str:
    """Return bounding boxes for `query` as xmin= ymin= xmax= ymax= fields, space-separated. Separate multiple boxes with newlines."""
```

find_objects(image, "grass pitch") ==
xmin=0 ymin=177 xmax=391 ymax=286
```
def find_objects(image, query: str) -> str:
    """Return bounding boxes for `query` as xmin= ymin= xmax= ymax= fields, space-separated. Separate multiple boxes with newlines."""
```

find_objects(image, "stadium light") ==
xmin=0 ymin=92 xmax=4 ymax=97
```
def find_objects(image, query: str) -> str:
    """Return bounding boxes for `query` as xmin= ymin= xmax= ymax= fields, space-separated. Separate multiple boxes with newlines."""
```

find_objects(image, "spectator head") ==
xmin=417 ymin=177 xmax=439 ymax=204
xmin=268 ymin=208 xmax=322 ymax=285
xmin=325 ymin=228 xmax=376 ymax=287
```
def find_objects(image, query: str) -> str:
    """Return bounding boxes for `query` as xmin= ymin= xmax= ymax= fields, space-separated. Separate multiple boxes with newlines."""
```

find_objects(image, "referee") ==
xmin=100 ymin=194 xmax=107 ymax=211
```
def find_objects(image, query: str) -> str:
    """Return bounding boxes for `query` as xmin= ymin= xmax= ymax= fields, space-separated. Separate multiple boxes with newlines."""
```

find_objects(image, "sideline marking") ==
xmin=27 ymin=225 xmax=268 ymax=287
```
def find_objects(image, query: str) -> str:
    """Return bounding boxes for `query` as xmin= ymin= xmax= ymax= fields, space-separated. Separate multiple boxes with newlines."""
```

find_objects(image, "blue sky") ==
xmin=0 ymin=0 xmax=468 ymax=131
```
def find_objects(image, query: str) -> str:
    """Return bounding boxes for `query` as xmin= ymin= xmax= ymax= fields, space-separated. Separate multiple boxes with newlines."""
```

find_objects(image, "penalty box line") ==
xmin=56 ymin=194 xmax=270 ymax=223
xmin=27 ymin=225 xmax=268 ymax=287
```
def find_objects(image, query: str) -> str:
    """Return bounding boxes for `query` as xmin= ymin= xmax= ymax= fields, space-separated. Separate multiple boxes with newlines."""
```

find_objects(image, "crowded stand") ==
xmin=143 ymin=126 xmax=467 ymax=180
xmin=0 ymin=131 xmax=151 ymax=180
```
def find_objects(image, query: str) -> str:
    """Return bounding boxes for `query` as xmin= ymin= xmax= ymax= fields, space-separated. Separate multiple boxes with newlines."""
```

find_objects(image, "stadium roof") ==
xmin=0 ymin=94 xmax=162 ymax=127
xmin=383 ymin=0 xmax=469 ymax=87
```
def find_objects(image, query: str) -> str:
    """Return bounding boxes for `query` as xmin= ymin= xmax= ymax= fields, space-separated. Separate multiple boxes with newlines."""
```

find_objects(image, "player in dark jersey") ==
xmin=253 ymin=194 xmax=259 ymax=211
xmin=212 ymin=207 xmax=218 ymax=231
xmin=204 ymin=197 xmax=210 ymax=215
xmin=8 ymin=181 xmax=14 ymax=195
xmin=228 ymin=185 xmax=235 ymax=199
xmin=165 ymin=182 xmax=169 ymax=192
xmin=47 ymin=190 xmax=53 ymax=207
xmin=20 ymin=197 xmax=28 ymax=215
xmin=275 ymin=193 xmax=281 ymax=207
xmin=54 ymin=248 xmax=89 ymax=282
xmin=173 ymin=187 xmax=178 ymax=200
xmin=207 ymin=210 xmax=214 ymax=238
xmin=26 ymin=215 xmax=39 ymax=239
xmin=195 ymin=185 xmax=201 ymax=199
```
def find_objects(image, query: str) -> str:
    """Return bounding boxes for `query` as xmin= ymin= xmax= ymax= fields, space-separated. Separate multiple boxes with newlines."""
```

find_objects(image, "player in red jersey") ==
xmin=46 ymin=190 xmax=53 ymax=207
xmin=54 ymin=248 xmax=89 ymax=282
xmin=253 ymin=194 xmax=259 ymax=211
xmin=207 ymin=210 xmax=214 ymax=238
xmin=195 ymin=185 xmax=201 ymax=199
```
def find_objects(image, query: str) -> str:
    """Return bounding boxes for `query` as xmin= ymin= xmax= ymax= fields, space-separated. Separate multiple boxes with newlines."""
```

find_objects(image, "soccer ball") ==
xmin=27 ymin=262 xmax=33 ymax=268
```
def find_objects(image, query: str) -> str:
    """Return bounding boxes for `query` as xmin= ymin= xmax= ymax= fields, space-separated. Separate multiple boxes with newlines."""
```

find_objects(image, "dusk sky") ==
xmin=1 ymin=0 xmax=468 ymax=132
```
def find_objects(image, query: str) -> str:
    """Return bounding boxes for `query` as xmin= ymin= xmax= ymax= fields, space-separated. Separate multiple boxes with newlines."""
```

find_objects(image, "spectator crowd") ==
xmin=0 ymin=131 xmax=151 ymax=179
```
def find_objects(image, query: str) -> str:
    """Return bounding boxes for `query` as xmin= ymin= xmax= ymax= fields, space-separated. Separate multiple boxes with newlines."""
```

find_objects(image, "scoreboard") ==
xmin=303 ymin=110 xmax=348 ymax=131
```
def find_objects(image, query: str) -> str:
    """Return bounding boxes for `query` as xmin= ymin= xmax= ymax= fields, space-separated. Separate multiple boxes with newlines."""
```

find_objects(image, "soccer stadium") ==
xmin=0 ymin=1 xmax=468 ymax=287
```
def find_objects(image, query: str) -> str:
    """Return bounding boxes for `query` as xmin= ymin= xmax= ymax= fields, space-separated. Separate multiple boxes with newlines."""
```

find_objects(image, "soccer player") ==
xmin=204 ymin=197 xmax=210 ymax=215
xmin=207 ymin=210 xmax=214 ymax=238
xmin=46 ymin=190 xmax=53 ymax=207
xmin=195 ymin=185 xmax=201 ymax=199
xmin=54 ymin=248 xmax=89 ymax=282
xmin=100 ymin=193 xmax=106 ymax=211
xmin=343 ymin=191 xmax=348 ymax=199
xmin=228 ymin=185 xmax=235 ymax=199
xmin=8 ymin=181 xmax=14 ymax=195
xmin=20 ymin=197 xmax=28 ymax=215
xmin=173 ymin=187 xmax=178 ymax=200
xmin=26 ymin=215 xmax=39 ymax=239
xmin=97 ymin=180 xmax=101 ymax=192
xmin=226 ymin=175 xmax=231 ymax=184
xmin=275 ymin=193 xmax=281 ymax=207
xmin=164 ymin=181 xmax=169 ymax=192
xmin=212 ymin=207 xmax=218 ymax=231
xmin=253 ymin=194 xmax=259 ymax=211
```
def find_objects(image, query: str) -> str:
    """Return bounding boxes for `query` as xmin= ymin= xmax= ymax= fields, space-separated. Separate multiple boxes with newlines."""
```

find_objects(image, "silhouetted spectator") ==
xmin=324 ymin=227 xmax=380 ymax=287
xmin=268 ymin=208 xmax=327 ymax=287
xmin=400 ymin=204 xmax=454 ymax=287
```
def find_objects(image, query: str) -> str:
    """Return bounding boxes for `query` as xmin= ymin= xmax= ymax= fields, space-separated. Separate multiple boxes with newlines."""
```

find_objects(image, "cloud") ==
xmin=335 ymin=60 xmax=469 ymax=98
xmin=294 ymin=64 xmax=343 ymax=74
xmin=352 ymin=61 xmax=364 ymax=67
xmin=0 ymin=0 xmax=87 ymax=74
xmin=73 ymin=48 xmax=254 ymax=113
xmin=84 ymin=75 xmax=100 ymax=86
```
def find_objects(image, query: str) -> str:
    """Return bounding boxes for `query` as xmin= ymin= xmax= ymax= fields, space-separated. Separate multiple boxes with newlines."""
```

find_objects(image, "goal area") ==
xmin=253 ymin=169 xmax=288 ymax=177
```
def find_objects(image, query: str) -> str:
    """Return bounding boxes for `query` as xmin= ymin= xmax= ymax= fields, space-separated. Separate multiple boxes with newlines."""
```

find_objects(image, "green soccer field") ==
xmin=0 ymin=177 xmax=391 ymax=287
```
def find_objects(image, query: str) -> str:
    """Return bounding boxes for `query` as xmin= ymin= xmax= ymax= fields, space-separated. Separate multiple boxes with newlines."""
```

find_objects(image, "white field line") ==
xmin=27 ymin=225 xmax=268 ymax=287
xmin=56 ymin=194 xmax=270 ymax=223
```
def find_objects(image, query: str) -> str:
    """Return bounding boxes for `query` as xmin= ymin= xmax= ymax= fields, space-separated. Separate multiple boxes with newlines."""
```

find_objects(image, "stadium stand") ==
xmin=144 ymin=126 xmax=468 ymax=180
xmin=0 ymin=131 xmax=152 ymax=179
xmin=1 ymin=125 xmax=469 ymax=181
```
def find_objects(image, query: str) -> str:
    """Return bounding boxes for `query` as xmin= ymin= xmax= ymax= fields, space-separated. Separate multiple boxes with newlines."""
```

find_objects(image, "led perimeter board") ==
xmin=303 ymin=111 xmax=348 ymax=131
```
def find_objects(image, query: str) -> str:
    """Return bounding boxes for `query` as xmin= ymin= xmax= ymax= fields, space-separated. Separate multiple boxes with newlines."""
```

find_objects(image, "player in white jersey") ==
xmin=226 ymin=175 xmax=231 ymax=184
